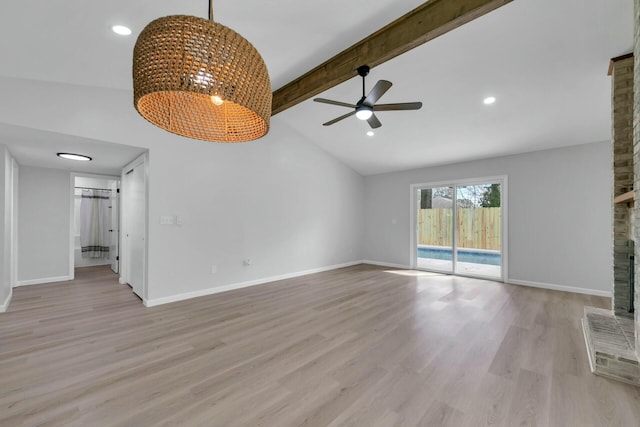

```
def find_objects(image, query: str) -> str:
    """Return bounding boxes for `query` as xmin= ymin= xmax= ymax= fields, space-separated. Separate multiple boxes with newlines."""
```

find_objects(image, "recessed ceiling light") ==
xmin=57 ymin=153 xmax=92 ymax=161
xmin=112 ymin=25 xmax=132 ymax=36
xmin=483 ymin=96 xmax=496 ymax=105
xmin=367 ymin=131 xmax=375 ymax=137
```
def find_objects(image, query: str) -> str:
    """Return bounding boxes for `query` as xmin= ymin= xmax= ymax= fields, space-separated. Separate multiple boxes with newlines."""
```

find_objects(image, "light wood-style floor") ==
xmin=1 ymin=265 xmax=640 ymax=426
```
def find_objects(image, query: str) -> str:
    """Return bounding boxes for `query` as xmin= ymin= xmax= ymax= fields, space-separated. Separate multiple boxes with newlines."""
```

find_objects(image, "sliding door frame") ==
xmin=409 ymin=175 xmax=508 ymax=282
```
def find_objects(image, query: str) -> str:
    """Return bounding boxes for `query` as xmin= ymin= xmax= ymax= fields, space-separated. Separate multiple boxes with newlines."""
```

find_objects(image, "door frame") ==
xmin=109 ymin=179 xmax=120 ymax=274
xmin=119 ymin=153 xmax=149 ymax=302
xmin=409 ymin=175 xmax=508 ymax=282
xmin=10 ymin=159 xmax=18 ymax=291
xmin=69 ymin=172 xmax=120 ymax=280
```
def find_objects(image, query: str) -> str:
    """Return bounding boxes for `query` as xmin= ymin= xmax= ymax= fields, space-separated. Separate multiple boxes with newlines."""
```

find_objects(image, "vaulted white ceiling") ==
xmin=0 ymin=0 xmax=634 ymax=175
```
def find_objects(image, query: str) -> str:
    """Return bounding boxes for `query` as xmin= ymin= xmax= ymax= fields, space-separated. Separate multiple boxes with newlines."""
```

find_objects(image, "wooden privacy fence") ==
xmin=418 ymin=207 xmax=501 ymax=250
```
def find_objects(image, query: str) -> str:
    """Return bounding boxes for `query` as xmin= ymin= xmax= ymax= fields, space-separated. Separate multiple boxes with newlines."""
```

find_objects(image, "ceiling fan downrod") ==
xmin=357 ymin=65 xmax=370 ymax=103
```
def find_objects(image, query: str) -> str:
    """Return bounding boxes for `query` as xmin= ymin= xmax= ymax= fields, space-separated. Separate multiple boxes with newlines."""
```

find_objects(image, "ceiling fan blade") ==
xmin=363 ymin=80 xmax=392 ymax=106
xmin=323 ymin=111 xmax=356 ymax=126
xmin=374 ymin=102 xmax=423 ymax=111
xmin=367 ymin=114 xmax=382 ymax=129
xmin=314 ymin=98 xmax=357 ymax=109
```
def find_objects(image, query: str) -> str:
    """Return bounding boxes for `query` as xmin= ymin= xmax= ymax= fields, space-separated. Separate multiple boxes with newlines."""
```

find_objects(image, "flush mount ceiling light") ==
xmin=366 ymin=131 xmax=375 ymax=137
xmin=483 ymin=96 xmax=496 ymax=105
xmin=57 ymin=153 xmax=92 ymax=161
xmin=133 ymin=0 xmax=271 ymax=143
xmin=112 ymin=25 xmax=132 ymax=36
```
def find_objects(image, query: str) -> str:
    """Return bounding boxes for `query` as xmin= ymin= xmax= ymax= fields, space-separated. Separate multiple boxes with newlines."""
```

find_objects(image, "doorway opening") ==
xmin=71 ymin=174 xmax=120 ymax=275
xmin=411 ymin=176 xmax=507 ymax=281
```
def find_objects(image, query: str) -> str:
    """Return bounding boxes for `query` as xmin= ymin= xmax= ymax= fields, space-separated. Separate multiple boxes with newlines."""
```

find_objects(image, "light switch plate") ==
xmin=160 ymin=215 xmax=174 ymax=225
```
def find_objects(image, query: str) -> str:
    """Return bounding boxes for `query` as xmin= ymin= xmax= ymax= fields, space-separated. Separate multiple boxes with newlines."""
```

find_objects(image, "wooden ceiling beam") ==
xmin=272 ymin=0 xmax=513 ymax=115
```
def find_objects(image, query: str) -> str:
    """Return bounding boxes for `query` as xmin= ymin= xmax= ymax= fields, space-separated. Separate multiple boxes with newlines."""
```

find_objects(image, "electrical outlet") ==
xmin=211 ymin=265 xmax=217 ymax=274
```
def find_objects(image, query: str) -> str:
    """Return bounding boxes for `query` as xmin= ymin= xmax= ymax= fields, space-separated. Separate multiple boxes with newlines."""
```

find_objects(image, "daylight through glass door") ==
xmin=416 ymin=186 xmax=454 ymax=273
xmin=416 ymin=181 xmax=502 ymax=280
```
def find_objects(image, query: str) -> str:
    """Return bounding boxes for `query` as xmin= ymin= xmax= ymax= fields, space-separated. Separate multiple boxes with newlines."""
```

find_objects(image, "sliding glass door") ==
xmin=414 ymin=178 xmax=504 ymax=280
xmin=416 ymin=186 xmax=454 ymax=273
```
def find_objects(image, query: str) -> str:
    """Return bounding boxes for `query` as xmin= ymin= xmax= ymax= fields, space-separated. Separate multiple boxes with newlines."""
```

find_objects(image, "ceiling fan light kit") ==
xmin=133 ymin=0 xmax=271 ymax=143
xmin=314 ymin=64 xmax=422 ymax=129
xmin=355 ymin=105 xmax=373 ymax=120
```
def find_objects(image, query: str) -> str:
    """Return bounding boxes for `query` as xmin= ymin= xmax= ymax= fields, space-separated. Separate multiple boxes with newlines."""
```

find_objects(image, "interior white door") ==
xmin=123 ymin=163 xmax=145 ymax=298
xmin=110 ymin=183 xmax=120 ymax=274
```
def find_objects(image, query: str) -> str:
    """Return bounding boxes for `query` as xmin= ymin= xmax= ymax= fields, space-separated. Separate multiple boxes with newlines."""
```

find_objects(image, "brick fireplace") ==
xmin=612 ymin=54 xmax=634 ymax=318
xmin=581 ymin=0 xmax=640 ymax=386
xmin=634 ymin=0 xmax=640 ymax=353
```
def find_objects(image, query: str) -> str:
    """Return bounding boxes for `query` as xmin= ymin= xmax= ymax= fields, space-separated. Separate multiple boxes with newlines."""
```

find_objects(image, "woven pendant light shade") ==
xmin=133 ymin=15 xmax=271 ymax=142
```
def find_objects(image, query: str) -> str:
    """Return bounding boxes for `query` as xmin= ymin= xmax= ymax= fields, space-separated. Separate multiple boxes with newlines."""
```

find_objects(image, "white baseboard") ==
xmin=507 ymin=278 xmax=611 ymax=298
xmin=15 ymin=275 xmax=74 ymax=287
xmin=144 ymin=261 xmax=363 ymax=307
xmin=0 ymin=288 xmax=12 ymax=313
xmin=361 ymin=260 xmax=411 ymax=269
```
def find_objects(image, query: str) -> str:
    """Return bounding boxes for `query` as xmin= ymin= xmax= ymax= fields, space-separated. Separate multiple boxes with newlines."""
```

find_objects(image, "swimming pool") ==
xmin=417 ymin=247 xmax=501 ymax=266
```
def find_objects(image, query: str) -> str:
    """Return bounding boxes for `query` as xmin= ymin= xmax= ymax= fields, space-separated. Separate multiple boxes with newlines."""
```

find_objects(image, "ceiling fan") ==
xmin=313 ymin=65 xmax=422 ymax=129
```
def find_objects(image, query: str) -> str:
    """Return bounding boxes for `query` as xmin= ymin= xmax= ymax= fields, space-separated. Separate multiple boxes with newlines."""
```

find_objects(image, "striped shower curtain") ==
xmin=80 ymin=189 xmax=111 ymax=259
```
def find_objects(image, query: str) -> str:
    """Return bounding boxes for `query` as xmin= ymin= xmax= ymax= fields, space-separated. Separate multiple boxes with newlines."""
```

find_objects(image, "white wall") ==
xmin=364 ymin=141 xmax=612 ymax=295
xmin=18 ymin=166 xmax=71 ymax=284
xmin=0 ymin=77 xmax=365 ymax=304
xmin=144 ymin=122 xmax=364 ymax=302
xmin=75 ymin=176 xmax=113 ymax=190
xmin=0 ymin=76 xmax=614 ymax=300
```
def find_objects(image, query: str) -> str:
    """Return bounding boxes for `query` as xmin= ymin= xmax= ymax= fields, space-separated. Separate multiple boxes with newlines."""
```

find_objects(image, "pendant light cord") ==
xmin=209 ymin=0 xmax=214 ymax=21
